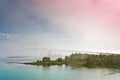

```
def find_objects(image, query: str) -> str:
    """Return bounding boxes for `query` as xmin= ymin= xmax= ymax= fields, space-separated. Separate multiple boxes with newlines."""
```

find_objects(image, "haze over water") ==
xmin=0 ymin=58 xmax=120 ymax=80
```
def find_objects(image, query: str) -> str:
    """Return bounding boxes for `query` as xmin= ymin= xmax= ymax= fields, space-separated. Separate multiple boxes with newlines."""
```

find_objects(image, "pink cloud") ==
xmin=36 ymin=0 xmax=120 ymax=25
xmin=27 ymin=0 xmax=120 ymax=52
xmin=35 ymin=1 xmax=120 ymax=37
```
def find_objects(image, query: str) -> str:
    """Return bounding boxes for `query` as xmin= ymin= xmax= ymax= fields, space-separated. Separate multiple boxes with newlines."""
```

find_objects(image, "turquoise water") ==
xmin=0 ymin=58 xmax=120 ymax=80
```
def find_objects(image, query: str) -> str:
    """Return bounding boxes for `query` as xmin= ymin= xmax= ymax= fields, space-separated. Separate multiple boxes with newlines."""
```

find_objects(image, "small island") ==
xmin=23 ymin=57 xmax=65 ymax=66
xmin=22 ymin=53 xmax=120 ymax=69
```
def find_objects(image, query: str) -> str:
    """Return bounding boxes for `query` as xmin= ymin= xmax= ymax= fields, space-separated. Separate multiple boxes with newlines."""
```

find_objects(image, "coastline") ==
xmin=21 ymin=53 xmax=120 ymax=69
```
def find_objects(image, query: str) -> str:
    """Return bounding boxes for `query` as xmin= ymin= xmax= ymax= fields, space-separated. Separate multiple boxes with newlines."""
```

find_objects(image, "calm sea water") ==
xmin=0 ymin=57 xmax=120 ymax=80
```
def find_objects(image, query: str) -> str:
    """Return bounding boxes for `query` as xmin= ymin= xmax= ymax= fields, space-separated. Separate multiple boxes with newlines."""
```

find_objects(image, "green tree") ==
xmin=43 ymin=57 xmax=50 ymax=62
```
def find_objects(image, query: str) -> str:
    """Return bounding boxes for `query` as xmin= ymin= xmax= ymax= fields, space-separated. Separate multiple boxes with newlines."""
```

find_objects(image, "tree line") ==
xmin=24 ymin=53 xmax=120 ymax=68
xmin=65 ymin=53 xmax=120 ymax=68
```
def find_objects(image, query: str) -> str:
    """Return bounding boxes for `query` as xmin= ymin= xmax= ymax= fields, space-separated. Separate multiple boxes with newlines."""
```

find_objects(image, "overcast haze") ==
xmin=0 ymin=0 xmax=120 ymax=56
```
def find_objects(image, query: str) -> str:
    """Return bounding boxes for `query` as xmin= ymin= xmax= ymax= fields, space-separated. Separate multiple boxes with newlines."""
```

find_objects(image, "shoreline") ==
xmin=21 ymin=61 xmax=120 ymax=69
xmin=20 ymin=53 xmax=120 ymax=69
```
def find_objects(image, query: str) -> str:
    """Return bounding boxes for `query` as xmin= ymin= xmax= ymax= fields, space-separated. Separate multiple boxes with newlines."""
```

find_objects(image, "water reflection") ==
xmin=0 ymin=57 xmax=120 ymax=80
xmin=107 ymin=69 xmax=120 ymax=75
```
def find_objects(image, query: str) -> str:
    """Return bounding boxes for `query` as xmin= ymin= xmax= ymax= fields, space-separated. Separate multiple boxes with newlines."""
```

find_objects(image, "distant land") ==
xmin=6 ymin=56 xmax=28 ymax=58
xmin=22 ymin=52 xmax=120 ymax=69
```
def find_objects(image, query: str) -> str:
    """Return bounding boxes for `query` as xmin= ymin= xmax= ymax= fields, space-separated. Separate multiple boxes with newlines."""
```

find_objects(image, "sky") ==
xmin=0 ymin=0 xmax=120 ymax=56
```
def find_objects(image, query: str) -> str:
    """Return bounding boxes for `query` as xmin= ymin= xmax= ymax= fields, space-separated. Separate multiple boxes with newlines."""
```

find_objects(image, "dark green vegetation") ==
xmin=65 ymin=53 xmax=120 ymax=68
xmin=23 ymin=53 xmax=120 ymax=68
xmin=24 ymin=57 xmax=64 ymax=66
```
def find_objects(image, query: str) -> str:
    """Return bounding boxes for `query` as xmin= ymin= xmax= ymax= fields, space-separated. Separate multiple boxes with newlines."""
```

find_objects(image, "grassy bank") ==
xmin=23 ymin=61 xmax=65 ymax=66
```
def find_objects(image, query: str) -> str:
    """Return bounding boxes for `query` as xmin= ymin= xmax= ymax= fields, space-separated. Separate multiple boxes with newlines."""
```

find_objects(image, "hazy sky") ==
xmin=0 ymin=0 xmax=120 ymax=56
